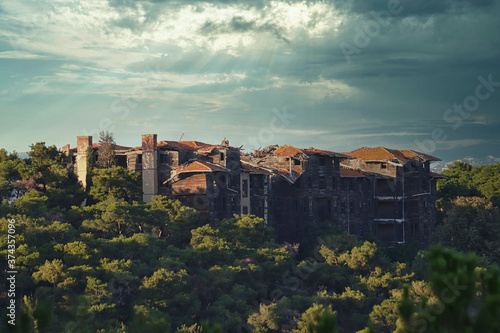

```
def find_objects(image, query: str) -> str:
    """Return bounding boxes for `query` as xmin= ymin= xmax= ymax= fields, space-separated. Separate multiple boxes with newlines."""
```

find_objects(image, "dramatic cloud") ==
xmin=0 ymin=0 xmax=499 ymax=161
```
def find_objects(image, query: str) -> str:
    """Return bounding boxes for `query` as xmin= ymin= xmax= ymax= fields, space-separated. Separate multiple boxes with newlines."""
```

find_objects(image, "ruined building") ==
xmin=63 ymin=135 xmax=443 ymax=247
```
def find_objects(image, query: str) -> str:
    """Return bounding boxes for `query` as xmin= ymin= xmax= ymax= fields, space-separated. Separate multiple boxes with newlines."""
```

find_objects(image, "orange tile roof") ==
xmin=158 ymin=140 xmax=237 ymax=152
xmin=158 ymin=140 xmax=213 ymax=151
xmin=266 ymin=145 xmax=347 ymax=158
xmin=302 ymin=148 xmax=351 ymax=158
xmin=273 ymin=145 xmax=304 ymax=157
xmin=343 ymin=147 xmax=440 ymax=164
xmin=340 ymin=167 xmax=366 ymax=178
xmin=399 ymin=150 xmax=441 ymax=162
xmin=176 ymin=161 xmax=229 ymax=174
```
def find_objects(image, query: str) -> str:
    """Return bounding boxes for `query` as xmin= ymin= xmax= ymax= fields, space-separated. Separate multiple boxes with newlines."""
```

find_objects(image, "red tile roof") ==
xmin=343 ymin=147 xmax=440 ymax=164
xmin=175 ymin=161 xmax=229 ymax=174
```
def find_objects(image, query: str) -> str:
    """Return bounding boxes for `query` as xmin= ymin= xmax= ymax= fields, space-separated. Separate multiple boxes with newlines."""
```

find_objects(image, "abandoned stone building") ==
xmin=63 ymin=135 xmax=443 ymax=247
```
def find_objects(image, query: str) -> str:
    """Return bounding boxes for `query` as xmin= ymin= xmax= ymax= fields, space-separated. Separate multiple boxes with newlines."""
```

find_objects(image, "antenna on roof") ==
xmin=179 ymin=133 xmax=184 ymax=141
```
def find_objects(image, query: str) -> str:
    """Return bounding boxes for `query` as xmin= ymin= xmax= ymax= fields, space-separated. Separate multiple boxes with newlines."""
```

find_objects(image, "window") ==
xmin=242 ymin=179 xmax=248 ymax=198
xmin=137 ymin=154 xmax=142 ymax=164
xmin=319 ymin=176 xmax=326 ymax=189
xmin=294 ymin=159 xmax=301 ymax=166
xmin=220 ymin=152 xmax=225 ymax=161
xmin=217 ymin=197 xmax=226 ymax=211
xmin=242 ymin=206 xmax=248 ymax=214
xmin=218 ymin=174 xmax=227 ymax=186
xmin=319 ymin=157 xmax=325 ymax=167
xmin=381 ymin=163 xmax=387 ymax=169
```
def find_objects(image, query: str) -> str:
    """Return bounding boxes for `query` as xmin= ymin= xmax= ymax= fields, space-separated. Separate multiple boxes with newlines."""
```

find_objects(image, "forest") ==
xmin=1 ymin=142 xmax=500 ymax=333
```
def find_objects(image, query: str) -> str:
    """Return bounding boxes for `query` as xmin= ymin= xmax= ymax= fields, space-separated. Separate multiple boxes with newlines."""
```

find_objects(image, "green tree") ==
xmin=32 ymin=259 xmax=68 ymax=289
xmin=432 ymin=196 xmax=500 ymax=263
xmin=96 ymin=131 xmax=116 ymax=169
xmin=89 ymin=166 xmax=141 ymax=202
xmin=293 ymin=304 xmax=337 ymax=333
xmin=147 ymin=196 xmax=200 ymax=245
xmin=395 ymin=247 xmax=500 ymax=333
xmin=247 ymin=303 xmax=280 ymax=333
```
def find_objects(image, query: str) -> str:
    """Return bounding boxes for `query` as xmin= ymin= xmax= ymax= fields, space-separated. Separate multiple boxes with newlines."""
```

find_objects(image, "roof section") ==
xmin=256 ymin=145 xmax=348 ymax=158
xmin=175 ymin=161 xmax=229 ymax=174
xmin=158 ymin=140 xmax=238 ymax=152
xmin=69 ymin=143 xmax=133 ymax=153
xmin=340 ymin=167 xmax=366 ymax=178
xmin=158 ymin=141 xmax=213 ymax=151
xmin=399 ymin=150 xmax=441 ymax=162
xmin=241 ymin=160 xmax=302 ymax=184
xmin=343 ymin=147 xmax=440 ymax=164
xmin=302 ymin=148 xmax=351 ymax=158
xmin=273 ymin=145 xmax=304 ymax=157
xmin=430 ymin=172 xmax=447 ymax=179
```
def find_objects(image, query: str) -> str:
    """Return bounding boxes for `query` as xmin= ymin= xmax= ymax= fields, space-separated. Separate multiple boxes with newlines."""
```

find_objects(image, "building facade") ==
xmin=63 ymin=135 xmax=443 ymax=247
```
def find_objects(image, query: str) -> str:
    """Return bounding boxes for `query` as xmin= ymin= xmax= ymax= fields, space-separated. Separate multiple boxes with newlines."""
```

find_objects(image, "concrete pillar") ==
xmin=76 ymin=136 xmax=92 ymax=189
xmin=142 ymin=134 xmax=158 ymax=202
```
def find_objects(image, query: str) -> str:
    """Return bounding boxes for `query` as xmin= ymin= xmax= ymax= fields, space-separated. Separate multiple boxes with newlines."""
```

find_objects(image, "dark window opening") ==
xmin=116 ymin=155 xmax=127 ymax=168
xmin=242 ymin=206 xmax=248 ymax=214
xmin=218 ymin=174 xmax=227 ymax=186
xmin=294 ymin=159 xmax=301 ymax=166
xmin=217 ymin=197 xmax=226 ymax=211
xmin=137 ymin=154 xmax=142 ymax=164
xmin=242 ymin=179 xmax=248 ymax=198
xmin=381 ymin=163 xmax=387 ymax=169
xmin=220 ymin=152 xmax=225 ymax=161
xmin=319 ymin=157 xmax=325 ymax=166
xmin=319 ymin=176 xmax=326 ymax=189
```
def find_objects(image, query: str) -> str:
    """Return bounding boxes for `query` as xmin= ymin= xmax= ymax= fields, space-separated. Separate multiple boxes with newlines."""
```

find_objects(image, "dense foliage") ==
xmin=1 ymin=148 xmax=499 ymax=332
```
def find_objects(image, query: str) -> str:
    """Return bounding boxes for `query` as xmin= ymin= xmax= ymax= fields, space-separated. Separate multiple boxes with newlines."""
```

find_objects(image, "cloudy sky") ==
xmin=0 ymin=0 xmax=499 ymax=160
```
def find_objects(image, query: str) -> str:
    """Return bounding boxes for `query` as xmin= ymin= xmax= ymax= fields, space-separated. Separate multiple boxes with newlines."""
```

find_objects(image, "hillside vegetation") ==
xmin=1 ymin=145 xmax=500 ymax=332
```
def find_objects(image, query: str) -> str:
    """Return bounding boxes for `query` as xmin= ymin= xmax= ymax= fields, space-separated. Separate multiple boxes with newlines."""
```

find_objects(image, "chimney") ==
xmin=141 ymin=134 xmax=158 ymax=202
xmin=76 ymin=136 xmax=92 ymax=189
xmin=62 ymin=144 xmax=70 ymax=155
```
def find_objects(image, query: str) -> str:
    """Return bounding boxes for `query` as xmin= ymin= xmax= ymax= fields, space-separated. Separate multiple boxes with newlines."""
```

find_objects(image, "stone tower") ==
xmin=76 ymin=136 xmax=92 ymax=189
xmin=142 ymin=134 xmax=158 ymax=202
